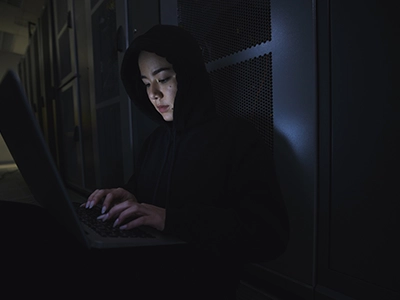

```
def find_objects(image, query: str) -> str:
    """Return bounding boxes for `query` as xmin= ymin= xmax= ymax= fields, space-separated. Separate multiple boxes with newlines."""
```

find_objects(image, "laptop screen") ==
xmin=0 ymin=70 xmax=89 ymax=248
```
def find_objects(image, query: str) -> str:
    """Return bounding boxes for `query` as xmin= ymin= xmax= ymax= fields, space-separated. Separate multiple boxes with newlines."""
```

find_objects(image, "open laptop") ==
xmin=0 ymin=70 xmax=185 ymax=249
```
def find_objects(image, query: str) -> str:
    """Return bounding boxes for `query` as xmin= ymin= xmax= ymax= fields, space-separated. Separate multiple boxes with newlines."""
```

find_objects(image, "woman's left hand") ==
xmin=97 ymin=200 xmax=166 ymax=231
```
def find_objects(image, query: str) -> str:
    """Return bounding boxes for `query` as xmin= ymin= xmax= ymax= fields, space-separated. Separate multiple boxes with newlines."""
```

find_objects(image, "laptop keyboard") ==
xmin=73 ymin=203 xmax=155 ymax=238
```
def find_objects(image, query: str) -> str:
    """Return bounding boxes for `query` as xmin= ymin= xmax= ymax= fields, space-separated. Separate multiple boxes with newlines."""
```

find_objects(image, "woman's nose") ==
xmin=149 ymin=84 xmax=162 ymax=100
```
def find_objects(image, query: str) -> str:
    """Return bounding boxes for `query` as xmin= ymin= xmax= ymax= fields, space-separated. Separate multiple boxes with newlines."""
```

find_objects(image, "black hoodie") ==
xmin=120 ymin=25 xmax=289 ymax=263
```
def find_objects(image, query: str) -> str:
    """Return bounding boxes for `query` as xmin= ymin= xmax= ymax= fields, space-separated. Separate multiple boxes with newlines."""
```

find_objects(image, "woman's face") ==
xmin=138 ymin=51 xmax=178 ymax=122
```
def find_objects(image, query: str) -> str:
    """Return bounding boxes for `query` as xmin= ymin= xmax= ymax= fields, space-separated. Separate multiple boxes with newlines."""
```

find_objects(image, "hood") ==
xmin=120 ymin=24 xmax=217 ymax=132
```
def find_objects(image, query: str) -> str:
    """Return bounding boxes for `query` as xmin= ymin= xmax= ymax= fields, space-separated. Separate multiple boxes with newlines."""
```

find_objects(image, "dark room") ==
xmin=0 ymin=1 xmax=398 ymax=299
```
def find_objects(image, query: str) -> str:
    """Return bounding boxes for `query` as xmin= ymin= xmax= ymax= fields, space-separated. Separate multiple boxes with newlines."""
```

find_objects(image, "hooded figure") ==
xmin=92 ymin=24 xmax=289 ymax=298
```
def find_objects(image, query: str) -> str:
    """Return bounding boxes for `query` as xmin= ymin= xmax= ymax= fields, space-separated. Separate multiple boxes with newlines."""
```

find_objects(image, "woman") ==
xmin=85 ymin=24 xmax=290 ymax=299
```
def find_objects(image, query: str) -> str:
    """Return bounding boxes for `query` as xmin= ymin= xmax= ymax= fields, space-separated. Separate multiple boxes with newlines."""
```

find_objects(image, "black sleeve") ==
xmin=121 ymin=128 xmax=157 ymax=195
xmin=164 ymin=122 xmax=290 ymax=263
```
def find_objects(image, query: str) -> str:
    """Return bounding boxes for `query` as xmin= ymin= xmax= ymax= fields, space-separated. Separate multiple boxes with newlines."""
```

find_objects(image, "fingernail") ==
xmin=89 ymin=201 xmax=94 ymax=209
xmin=101 ymin=206 xmax=106 ymax=214
xmin=113 ymin=218 xmax=119 ymax=228
xmin=97 ymin=213 xmax=108 ymax=221
xmin=120 ymin=225 xmax=127 ymax=230
xmin=85 ymin=201 xmax=89 ymax=208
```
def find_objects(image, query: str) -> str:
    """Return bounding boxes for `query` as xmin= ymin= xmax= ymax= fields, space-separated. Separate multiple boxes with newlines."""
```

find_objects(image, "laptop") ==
xmin=0 ymin=70 xmax=185 ymax=249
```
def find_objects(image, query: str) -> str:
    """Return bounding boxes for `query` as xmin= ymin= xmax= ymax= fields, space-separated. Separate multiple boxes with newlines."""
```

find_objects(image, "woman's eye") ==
xmin=158 ymin=77 xmax=170 ymax=84
xmin=142 ymin=76 xmax=171 ymax=88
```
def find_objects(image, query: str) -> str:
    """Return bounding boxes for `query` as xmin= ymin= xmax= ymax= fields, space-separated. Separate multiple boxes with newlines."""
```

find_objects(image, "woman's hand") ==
xmin=84 ymin=188 xmax=137 ymax=214
xmin=97 ymin=200 xmax=166 ymax=231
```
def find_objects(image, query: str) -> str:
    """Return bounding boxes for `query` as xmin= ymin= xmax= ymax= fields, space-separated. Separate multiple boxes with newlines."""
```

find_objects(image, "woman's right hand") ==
xmin=84 ymin=188 xmax=138 ymax=214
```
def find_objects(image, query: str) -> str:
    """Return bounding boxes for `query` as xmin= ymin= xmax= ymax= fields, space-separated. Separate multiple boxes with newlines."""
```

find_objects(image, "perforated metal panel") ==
xmin=178 ymin=0 xmax=273 ymax=150
xmin=209 ymin=53 xmax=273 ymax=150
xmin=177 ymin=0 xmax=271 ymax=63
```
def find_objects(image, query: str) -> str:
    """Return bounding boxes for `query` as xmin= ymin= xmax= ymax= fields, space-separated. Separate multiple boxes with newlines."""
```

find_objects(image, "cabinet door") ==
xmin=53 ymin=0 xmax=85 ymax=189
xmin=58 ymin=79 xmax=85 ymax=189
xmin=54 ymin=0 xmax=78 ymax=87
xmin=88 ymin=0 xmax=131 ymax=188
xmin=38 ymin=2 xmax=59 ymax=166
xmin=317 ymin=0 xmax=400 ymax=299
xmin=27 ymin=36 xmax=41 ymax=127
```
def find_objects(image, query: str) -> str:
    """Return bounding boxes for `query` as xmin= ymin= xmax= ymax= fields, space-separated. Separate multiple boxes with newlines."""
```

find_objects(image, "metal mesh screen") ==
xmin=209 ymin=53 xmax=273 ymax=150
xmin=177 ymin=0 xmax=271 ymax=63
xmin=177 ymin=0 xmax=273 ymax=150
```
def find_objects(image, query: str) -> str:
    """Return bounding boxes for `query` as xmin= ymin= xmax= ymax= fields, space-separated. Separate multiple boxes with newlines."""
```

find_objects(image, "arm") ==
xmin=84 ymin=128 xmax=167 ymax=231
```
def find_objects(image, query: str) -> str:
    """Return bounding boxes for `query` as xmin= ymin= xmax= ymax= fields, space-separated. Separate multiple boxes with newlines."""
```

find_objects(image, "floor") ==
xmin=0 ymin=163 xmax=39 ymax=206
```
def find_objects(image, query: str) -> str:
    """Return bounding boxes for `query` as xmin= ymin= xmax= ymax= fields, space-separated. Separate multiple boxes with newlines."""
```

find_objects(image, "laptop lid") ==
xmin=0 ymin=70 xmax=184 ymax=249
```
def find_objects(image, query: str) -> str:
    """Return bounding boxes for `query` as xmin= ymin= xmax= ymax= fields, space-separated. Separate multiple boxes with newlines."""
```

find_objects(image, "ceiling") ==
xmin=0 ymin=0 xmax=46 ymax=55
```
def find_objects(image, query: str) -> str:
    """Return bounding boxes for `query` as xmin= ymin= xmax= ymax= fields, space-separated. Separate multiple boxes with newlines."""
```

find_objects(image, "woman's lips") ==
xmin=157 ymin=105 xmax=169 ymax=113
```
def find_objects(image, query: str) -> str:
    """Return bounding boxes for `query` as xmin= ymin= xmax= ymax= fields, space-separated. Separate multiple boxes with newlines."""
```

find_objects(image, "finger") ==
xmin=112 ymin=203 xmax=147 ymax=227
xmin=85 ymin=189 xmax=97 ymax=208
xmin=102 ymin=192 xmax=116 ymax=213
xmin=86 ymin=189 xmax=106 ymax=208
xmin=115 ymin=188 xmax=133 ymax=201
xmin=119 ymin=216 xmax=148 ymax=230
xmin=88 ymin=189 xmax=106 ymax=202
xmin=97 ymin=213 xmax=109 ymax=221
xmin=107 ymin=201 xmax=140 ymax=224
xmin=102 ymin=188 xmax=133 ymax=212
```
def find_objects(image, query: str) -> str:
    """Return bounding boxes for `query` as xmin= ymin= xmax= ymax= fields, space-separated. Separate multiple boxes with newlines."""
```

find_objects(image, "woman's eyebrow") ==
xmin=141 ymin=67 xmax=172 ymax=79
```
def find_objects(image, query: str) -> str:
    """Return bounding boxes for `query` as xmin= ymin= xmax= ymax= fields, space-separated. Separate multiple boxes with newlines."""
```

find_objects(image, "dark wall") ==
xmin=317 ymin=0 xmax=400 ymax=299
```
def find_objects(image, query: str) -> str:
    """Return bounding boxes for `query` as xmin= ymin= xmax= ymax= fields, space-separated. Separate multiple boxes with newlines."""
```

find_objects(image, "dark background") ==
xmin=0 ymin=0 xmax=398 ymax=299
